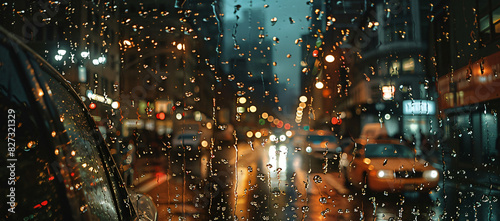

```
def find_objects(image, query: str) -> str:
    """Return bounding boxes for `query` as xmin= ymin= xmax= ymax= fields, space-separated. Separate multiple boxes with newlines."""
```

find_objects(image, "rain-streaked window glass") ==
xmin=2 ymin=0 xmax=500 ymax=220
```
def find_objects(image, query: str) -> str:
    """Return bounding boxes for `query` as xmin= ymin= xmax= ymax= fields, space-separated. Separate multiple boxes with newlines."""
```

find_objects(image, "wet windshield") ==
xmin=1 ymin=0 xmax=500 ymax=220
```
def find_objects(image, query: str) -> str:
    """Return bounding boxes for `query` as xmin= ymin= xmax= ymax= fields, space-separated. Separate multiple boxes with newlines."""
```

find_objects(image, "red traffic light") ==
xmin=89 ymin=102 xmax=97 ymax=110
xmin=156 ymin=112 xmax=166 ymax=120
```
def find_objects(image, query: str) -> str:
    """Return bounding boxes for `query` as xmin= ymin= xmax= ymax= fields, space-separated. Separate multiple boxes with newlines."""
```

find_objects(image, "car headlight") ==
xmin=423 ymin=170 xmax=439 ymax=180
xmin=377 ymin=170 xmax=394 ymax=179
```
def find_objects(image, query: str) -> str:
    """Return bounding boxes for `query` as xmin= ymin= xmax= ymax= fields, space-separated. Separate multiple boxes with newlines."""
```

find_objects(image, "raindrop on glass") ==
xmin=313 ymin=175 xmax=322 ymax=184
xmin=319 ymin=197 xmax=327 ymax=204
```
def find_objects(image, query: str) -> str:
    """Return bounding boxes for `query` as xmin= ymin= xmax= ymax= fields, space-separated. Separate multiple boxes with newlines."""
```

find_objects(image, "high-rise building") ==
xmin=335 ymin=0 xmax=438 ymax=144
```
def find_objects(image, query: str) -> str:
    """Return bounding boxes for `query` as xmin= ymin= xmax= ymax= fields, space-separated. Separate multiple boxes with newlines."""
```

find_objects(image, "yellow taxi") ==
xmin=340 ymin=139 xmax=439 ymax=192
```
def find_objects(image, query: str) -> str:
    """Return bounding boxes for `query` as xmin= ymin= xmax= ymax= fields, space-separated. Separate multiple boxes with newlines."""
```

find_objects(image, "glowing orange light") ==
xmin=89 ymin=103 xmax=97 ymax=110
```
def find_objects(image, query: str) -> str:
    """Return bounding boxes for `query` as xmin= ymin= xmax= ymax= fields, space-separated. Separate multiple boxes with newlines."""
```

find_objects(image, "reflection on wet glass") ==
xmin=2 ymin=0 xmax=500 ymax=220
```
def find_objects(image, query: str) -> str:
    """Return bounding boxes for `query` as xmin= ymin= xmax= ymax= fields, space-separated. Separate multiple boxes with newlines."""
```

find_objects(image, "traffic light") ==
xmin=89 ymin=102 xmax=97 ymax=110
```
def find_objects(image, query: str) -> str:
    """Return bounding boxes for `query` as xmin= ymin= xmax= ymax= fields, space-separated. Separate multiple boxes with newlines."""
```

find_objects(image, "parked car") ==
xmin=0 ymin=26 xmax=156 ymax=220
xmin=340 ymin=138 xmax=439 ymax=192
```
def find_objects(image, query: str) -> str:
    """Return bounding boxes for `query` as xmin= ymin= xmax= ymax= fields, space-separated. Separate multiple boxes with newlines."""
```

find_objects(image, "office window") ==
xmin=478 ymin=1 xmax=500 ymax=43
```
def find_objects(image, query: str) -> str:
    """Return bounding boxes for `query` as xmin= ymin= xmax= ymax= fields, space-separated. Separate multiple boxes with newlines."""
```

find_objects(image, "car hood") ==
xmin=368 ymin=158 xmax=433 ymax=171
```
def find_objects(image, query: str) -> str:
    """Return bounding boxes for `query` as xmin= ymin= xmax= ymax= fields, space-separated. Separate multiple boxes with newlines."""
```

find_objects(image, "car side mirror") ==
xmin=129 ymin=190 xmax=158 ymax=221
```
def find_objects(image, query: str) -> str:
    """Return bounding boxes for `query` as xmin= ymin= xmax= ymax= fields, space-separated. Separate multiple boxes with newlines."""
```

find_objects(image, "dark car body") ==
xmin=0 ymin=26 xmax=156 ymax=220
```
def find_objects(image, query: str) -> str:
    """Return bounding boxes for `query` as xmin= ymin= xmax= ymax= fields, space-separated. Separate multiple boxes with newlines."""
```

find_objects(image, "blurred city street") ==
xmin=2 ymin=0 xmax=500 ymax=220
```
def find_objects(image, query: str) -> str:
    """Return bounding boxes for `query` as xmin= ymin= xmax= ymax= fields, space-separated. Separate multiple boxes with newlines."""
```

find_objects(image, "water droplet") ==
xmin=451 ymin=150 xmax=457 ymax=157
xmin=257 ymin=173 xmax=265 ymax=181
xmin=272 ymin=189 xmax=280 ymax=197
xmin=189 ymin=184 xmax=196 ymax=190
xmin=247 ymin=166 xmax=253 ymax=172
xmin=313 ymin=175 xmax=322 ymax=184
xmin=319 ymin=197 xmax=327 ymax=204
xmin=273 ymin=36 xmax=279 ymax=43
xmin=271 ymin=17 xmax=278 ymax=26
xmin=481 ymin=195 xmax=489 ymax=202
xmin=302 ymin=206 xmax=309 ymax=213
